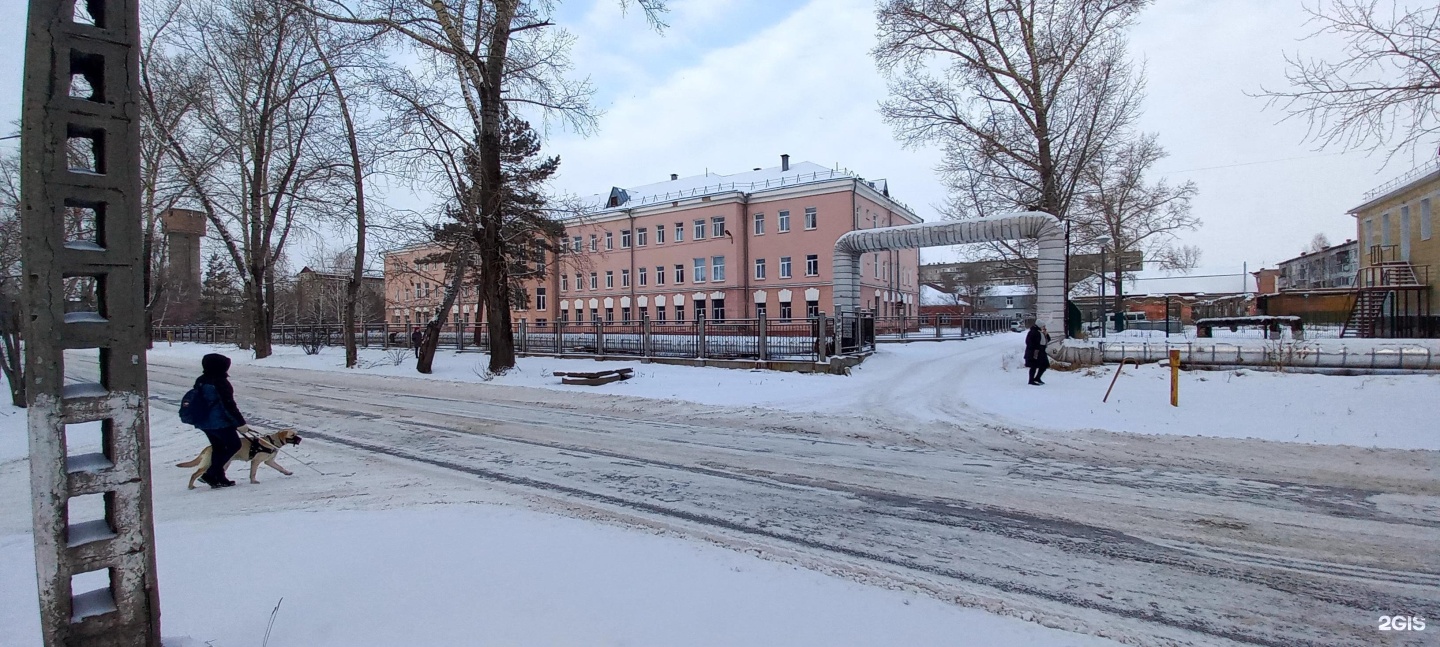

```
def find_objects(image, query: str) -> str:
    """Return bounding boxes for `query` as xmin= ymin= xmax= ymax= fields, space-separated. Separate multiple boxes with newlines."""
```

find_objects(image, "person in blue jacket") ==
xmin=193 ymin=353 xmax=251 ymax=488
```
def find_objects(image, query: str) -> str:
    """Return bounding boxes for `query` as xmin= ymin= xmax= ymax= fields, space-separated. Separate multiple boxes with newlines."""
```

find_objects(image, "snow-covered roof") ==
xmin=579 ymin=161 xmax=911 ymax=217
xmin=920 ymin=285 xmax=969 ymax=306
xmin=985 ymin=284 xmax=1035 ymax=297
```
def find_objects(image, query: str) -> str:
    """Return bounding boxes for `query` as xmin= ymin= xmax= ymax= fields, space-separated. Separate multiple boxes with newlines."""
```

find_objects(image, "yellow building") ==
xmin=1346 ymin=160 xmax=1437 ymax=337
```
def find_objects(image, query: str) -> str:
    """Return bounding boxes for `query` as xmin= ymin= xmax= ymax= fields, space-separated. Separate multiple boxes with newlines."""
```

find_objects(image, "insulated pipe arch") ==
xmin=832 ymin=211 xmax=1067 ymax=337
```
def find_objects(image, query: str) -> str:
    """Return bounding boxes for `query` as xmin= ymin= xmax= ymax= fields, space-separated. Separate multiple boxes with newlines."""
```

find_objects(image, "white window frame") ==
xmin=621 ymin=269 xmax=631 ymax=287
xmin=693 ymin=219 xmax=706 ymax=240
xmin=675 ymin=264 xmax=685 ymax=284
xmin=693 ymin=258 xmax=707 ymax=283
xmin=712 ymin=217 xmax=725 ymax=238
xmin=589 ymin=272 xmax=598 ymax=290
xmin=605 ymin=270 xmax=614 ymax=289
xmin=712 ymin=256 xmax=726 ymax=282
xmin=535 ymin=288 xmax=547 ymax=310
xmin=637 ymin=228 xmax=648 ymax=246
xmin=779 ymin=256 xmax=792 ymax=279
xmin=621 ymin=229 xmax=631 ymax=248
xmin=805 ymin=254 xmax=819 ymax=277
xmin=778 ymin=210 xmax=791 ymax=232
xmin=638 ymin=266 xmax=648 ymax=286
xmin=561 ymin=274 xmax=568 ymax=292
xmin=804 ymin=207 xmax=817 ymax=230
xmin=589 ymin=234 xmax=597 ymax=252
xmin=656 ymin=265 xmax=666 ymax=285
xmin=753 ymin=213 xmax=764 ymax=235
xmin=656 ymin=225 xmax=666 ymax=244
xmin=674 ymin=222 xmax=683 ymax=242
xmin=754 ymin=258 xmax=766 ymax=280
xmin=605 ymin=231 xmax=614 ymax=250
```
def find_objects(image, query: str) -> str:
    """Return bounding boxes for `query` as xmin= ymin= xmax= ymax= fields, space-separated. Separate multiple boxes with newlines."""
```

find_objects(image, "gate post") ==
xmin=696 ymin=311 xmax=707 ymax=360
xmin=21 ymin=0 xmax=162 ymax=645
xmin=641 ymin=314 xmax=652 ymax=358
xmin=757 ymin=313 xmax=768 ymax=361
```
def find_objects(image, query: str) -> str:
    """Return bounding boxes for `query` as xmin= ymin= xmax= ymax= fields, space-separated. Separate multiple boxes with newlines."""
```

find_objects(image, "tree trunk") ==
xmin=476 ymin=0 xmax=519 ymax=373
xmin=0 ymin=299 xmax=25 ymax=408
xmin=1113 ymin=264 xmax=1126 ymax=332
xmin=250 ymin=271 xmax=272 ymax=358
xmin=416 ymin=261 xmax=467 ymax=374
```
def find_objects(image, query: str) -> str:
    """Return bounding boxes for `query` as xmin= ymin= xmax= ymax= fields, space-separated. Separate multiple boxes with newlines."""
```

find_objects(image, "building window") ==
xmin=693 ymin=258 xmax=707 ymax=283
xmin=711 ymin=256 xmax=726 ymax=282
xmin=712 ymin=217 xmax=725 ymax=238
xmin=1421 ymin=198 xmax=1433 ymax=241
xmin=1005 ymin=296 xmax=1014 ymax=308
xmin=804 ymin=207 xmax=817 ymax=230
xmin=778 ymin=210 xmax=791 ymax=232
xmin=605 ymin=270 xmax=614 ymax=289
xmin=675 ymin=264 xmax=685 ymax=284
xmin=656 ymin=306 xmax=666 ymax=322
xmin=621 ymin=269 xmax=631 ymax=288
xmin=875 ymin=254 xmax=881 ymax=279
xmin=621 ymin=229 xmax=631 ymax=248
xmin=559 ymin=309 xmax=568 ymax=322
xmin=639 ymin=267 xmax=648 ymax=286
xmin=693 ymin=219 xmax=706 ymax=240
xmin=806 ymin=300 xmax=819 ymax=318
xmin=780 ymin=302 xmax=792 ymax=321
xmin=575 ymin=273 xmax=584 ymax=291
xmin=656 ymin=225 xmax=666 ymax=244
xmin=1365 ymin=219 xmax=1376 ymax=248
xmin=590 ymin=307 xmax=599 ymax=322
xmin=674 ymin=222 xmax=683 ymax=242
xmin=755 ymin=258 xmax=766 ymax=280
xmin=753 ymin=213 xmax=765 ymax=235
xmin=605 ymin=231 xmax=614 ymax=250
xmin=805 ymin=254 xmax=819 ymax=277
xmin=589 ymin=234 xmax=598 ymax=252
xmin=637 ymin=228 xmax=648 ymax=246
xmin=589 ymin=272 xmax=598 ymax=290
xmin=656 ymin=265 xmax=666 ymax=285
xmin=756 ymin=303 xmax=767 ymax=319
xmin=536 ymin=288 xmax=547 ymax=310
xmin=675 ymin=303 xmax=685 ymax=321
xmin=711 ymin=299 xmax=725 ymax=322
xmin=779 ymin=256 xmax=792 ymax=278
xmin=560 ymin=274 xmax=568 ymax=292
xmin=622 ymin=306 xmax=632 ymax=322
xmin=571 ymin=236 xmax=581 ymax=253
xmin=605 ymin=307 xmax=614 ymax=322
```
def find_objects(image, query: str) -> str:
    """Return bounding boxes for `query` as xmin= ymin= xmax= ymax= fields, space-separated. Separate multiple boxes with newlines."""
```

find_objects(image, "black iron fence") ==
xmin=153 ymin=313 xmax=884 ymax=363
xmin=871 ymin=315 xmax=1012 ymax=341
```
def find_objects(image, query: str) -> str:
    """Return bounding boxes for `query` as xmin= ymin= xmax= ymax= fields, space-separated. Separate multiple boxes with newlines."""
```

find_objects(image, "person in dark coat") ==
xmin=193 ymin=353 xmax=249 ymax=488
xmin=1024 ymin=320 xmax=1052 ymax=385
xmin=411 ymin=327 xmax=424 ymax=358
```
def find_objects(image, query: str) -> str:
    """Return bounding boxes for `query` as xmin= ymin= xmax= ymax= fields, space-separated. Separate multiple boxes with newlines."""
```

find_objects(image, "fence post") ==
xmin=757 ymin=313 xmax=768 ymax=361
xmin=596 ymin=321 xmax=605 ymax=357
xmin=518 ymin=320 xmax=527 ymax=354
xmin=556 ymin=319 xmax=564 ymax=354
xmin=641 ymin=314 xmax=652 ymax=358
xmin=697 ymin=312 xmax=707 ymax=360
xmin=817 ymin=314 xmax=830 ymax=363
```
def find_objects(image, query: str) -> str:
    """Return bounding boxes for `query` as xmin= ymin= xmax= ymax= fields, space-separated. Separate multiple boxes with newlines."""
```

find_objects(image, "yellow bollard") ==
xmin=1169 ymin=349 xmax=1180 ymax=407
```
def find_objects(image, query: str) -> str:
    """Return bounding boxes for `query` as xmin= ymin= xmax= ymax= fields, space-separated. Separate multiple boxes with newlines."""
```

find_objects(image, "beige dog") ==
xmin=177 ymin=429 xmax=303 ymax=489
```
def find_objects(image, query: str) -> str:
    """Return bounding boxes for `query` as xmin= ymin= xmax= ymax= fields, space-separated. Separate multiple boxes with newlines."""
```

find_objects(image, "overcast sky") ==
xmin=1 ymin=0 xmax=1428 ymax=272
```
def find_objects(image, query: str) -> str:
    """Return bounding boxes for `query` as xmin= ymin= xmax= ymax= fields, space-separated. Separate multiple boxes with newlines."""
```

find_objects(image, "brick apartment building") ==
xmin=384 ymin=157 xmax=923 ymax=326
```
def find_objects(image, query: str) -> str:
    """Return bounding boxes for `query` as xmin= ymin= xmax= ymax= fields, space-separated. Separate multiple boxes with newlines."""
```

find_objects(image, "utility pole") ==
xmin=21 ymin=1 xmax=162 ymax=645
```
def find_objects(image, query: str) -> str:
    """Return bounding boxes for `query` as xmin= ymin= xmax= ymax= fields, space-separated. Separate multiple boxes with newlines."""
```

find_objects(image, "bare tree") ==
xmin=874 ymin=0 xmax=1147 ymax=285
xmin=142 ymin=0 xmax=343 ymax=359
xmin=1260 ymin=1 xmax=1440 ymax=158
xmin=305 ymin=0 xmax=666 ymax=374
xmin=0 ymin=149 xmax=24 ymax=406
xmin=1152 ymin=244 xmax=1202 ymax=273
xmin=1305 ymin=232 xmax=1333 ymax=254
xmin=1071 ymin=133 xmax=1199 ymax=314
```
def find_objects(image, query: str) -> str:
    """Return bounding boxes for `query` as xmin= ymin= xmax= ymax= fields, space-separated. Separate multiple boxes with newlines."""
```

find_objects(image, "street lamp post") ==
xmin=1095 ymin=236 xmax=1111 ymax=338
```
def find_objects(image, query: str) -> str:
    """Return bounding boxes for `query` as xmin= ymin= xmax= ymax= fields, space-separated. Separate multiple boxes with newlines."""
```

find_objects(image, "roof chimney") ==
xmin=781 ymin=154 xmax=790 ymax=171
xmin=670 ymin=173 xmax=678 ymax=181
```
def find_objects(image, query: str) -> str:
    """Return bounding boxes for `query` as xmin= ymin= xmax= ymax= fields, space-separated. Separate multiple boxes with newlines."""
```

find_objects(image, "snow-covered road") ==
xmin=120 ymin=353 xmax=1440 ymax=647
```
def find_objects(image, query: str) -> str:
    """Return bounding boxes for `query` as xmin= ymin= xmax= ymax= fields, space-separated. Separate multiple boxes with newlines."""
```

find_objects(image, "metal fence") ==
xmin=872 ymin=315 xmax=1013 ymax=341
xmin=1069 ymin=340 xmax=1440 ymax=370
xmin=153 ymin=314 xmax=881 ymax=363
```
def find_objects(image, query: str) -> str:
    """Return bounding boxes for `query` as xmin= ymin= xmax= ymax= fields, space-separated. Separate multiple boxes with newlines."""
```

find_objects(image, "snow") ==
xmin=0 ymin=403 xmax=1121 ymax=647
xmin=145 ymin=335 xmax=1440 ymax=451
xmin=68 ymin=588 xmax=115 ymax=623
xmin=64 ymin=519 xmax=115 ymax=547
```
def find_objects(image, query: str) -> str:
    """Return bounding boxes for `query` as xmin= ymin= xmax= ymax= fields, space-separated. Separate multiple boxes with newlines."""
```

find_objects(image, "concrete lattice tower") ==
xmin=161 ymin=208 xmax=206 ymax=324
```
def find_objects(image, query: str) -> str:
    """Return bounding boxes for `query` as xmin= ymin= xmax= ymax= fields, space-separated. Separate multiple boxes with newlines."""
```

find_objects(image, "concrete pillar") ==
xmin=757 ymin=313 xmax=768 ymax=361
xmin=696 ymin=312 xmax=707 ymax=360
xmin=21 ymin=1 xmax=162 ymax=645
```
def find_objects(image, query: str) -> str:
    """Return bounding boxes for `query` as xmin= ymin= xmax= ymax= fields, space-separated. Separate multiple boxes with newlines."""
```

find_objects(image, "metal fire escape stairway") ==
xmin=1342 ymin=262 xmax=1420 ymax=338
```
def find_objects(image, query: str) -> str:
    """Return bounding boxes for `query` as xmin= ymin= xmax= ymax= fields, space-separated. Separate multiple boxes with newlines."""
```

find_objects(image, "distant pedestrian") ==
xmin=411 ymin=326 xmax=424 ymax=358
xmin=189 ymin=353 xmax=250 ymax=488
xmin=1025 ymin=320 xmax=1051 ymax=386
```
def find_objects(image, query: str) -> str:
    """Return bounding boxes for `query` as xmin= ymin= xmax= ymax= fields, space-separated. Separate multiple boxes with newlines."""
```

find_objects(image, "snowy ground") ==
xmin=1 ymin=336 xmax=1436 ymax=646
xmin=1 ymin=405 xmax=1119 ymax=647
xmin=148 ymin=333 xmax=1440 ymax=450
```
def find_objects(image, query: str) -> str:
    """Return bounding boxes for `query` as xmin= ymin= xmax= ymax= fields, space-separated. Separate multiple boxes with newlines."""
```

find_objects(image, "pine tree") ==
xmin=199 ymin=251 xmax=242 ymax=327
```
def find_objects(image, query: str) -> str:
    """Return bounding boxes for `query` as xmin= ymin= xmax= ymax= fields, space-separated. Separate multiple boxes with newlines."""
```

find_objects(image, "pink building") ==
xmin=384 ymin=157 xmax=922 ymax=325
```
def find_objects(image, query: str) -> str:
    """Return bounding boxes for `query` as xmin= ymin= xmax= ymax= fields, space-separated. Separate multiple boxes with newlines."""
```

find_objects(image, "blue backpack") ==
xmin=179 ymin=384 xmax=230 ymax=429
